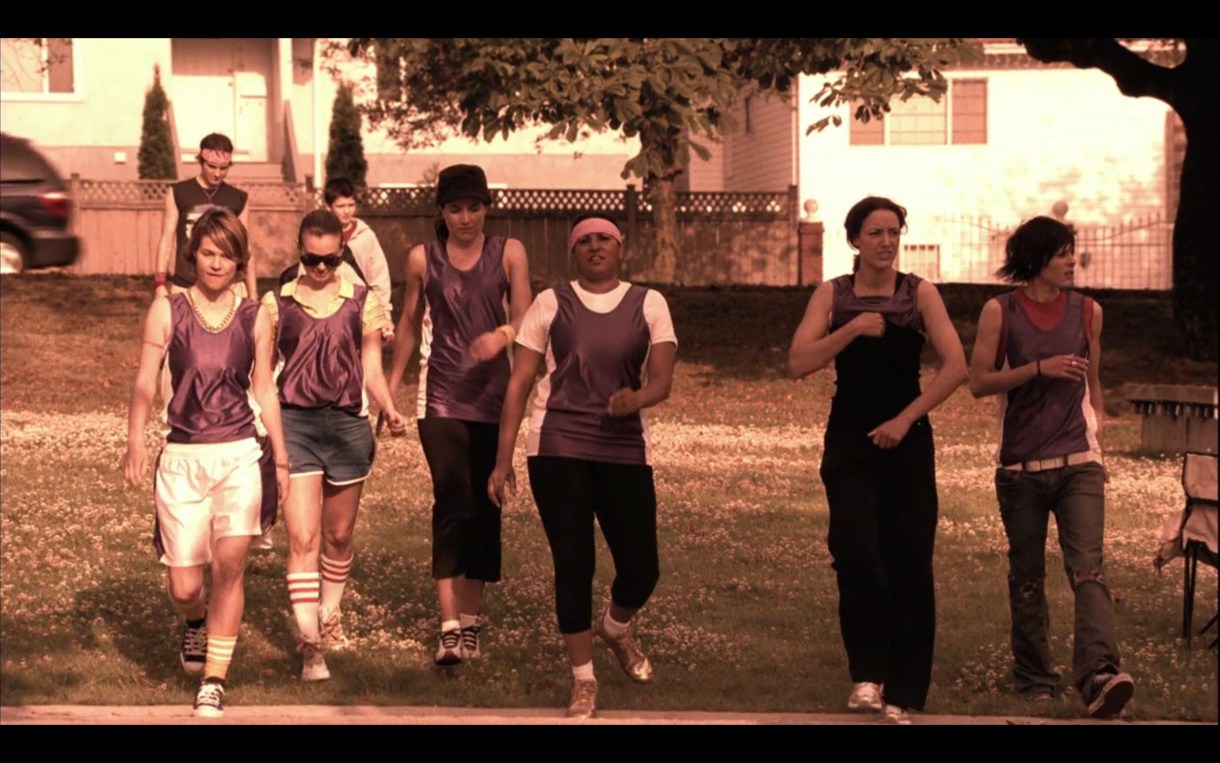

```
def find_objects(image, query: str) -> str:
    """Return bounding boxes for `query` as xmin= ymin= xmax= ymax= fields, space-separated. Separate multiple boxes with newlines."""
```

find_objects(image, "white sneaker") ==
xmin=298 ymin=638 xmax=330 ymax=681
xmin=847 ymin=681 xmax=883 ymax=711
xmin=882 ymin=704 xmax=913 ymax=724
xmin=192 ymin=678 xmax=225 ymax=718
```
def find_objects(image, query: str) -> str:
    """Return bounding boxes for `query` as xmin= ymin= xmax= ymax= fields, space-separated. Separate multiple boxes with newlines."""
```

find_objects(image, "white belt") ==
xmin=1002 ymin=451 xmax=1103 ymax=473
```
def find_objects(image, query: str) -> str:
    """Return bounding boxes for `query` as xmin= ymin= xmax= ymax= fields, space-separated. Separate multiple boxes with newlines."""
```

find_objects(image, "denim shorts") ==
xmin=282 ymin=406 xmax=376 ymax=485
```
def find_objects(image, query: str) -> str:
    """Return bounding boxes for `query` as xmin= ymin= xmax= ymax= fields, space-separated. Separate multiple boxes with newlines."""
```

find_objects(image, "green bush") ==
xmin=137 ymin=65 xmax=177 ymax=180
xmin=326 ymin=81 xmax=368 ymax=187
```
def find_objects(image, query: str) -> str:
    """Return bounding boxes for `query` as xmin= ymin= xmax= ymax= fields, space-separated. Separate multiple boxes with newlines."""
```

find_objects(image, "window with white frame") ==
xmin=1 ymin=38 xmax=75 ymax=95
xmin=850 ymin=79 xmax=987 ymax=146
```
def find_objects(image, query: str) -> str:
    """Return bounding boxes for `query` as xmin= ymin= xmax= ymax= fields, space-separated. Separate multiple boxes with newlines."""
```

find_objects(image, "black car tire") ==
xmin=0 ymin=231 xmax=29 ymax=275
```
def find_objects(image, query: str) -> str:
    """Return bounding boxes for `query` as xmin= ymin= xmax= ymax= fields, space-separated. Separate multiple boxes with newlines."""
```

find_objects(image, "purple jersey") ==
xmin=165 ymin=293 xmax=259 ymax=444
xmin=996 ymin=290 xmax=1099 ymax=465
xmin=274 ymin=284 xmax=367 ymax=410
xmin=535 ymin=283 xmax=651 ymax=465
xmin=827 ymin=272 xmax=927 ymax=432
xmin=418 ymin=236 xmax=511 ymax=422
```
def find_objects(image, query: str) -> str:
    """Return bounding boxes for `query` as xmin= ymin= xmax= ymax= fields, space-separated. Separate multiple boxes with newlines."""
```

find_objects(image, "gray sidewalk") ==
xmin=1 ymin=705 xmax=1208 ymax=725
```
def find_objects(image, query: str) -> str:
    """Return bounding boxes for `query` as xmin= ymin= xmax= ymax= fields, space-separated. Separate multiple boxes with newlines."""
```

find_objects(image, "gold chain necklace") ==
xmin=187 ymin=288 xmax=237 ymax=333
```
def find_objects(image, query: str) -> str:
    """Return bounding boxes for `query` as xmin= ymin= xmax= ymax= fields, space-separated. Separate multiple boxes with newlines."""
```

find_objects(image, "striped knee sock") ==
xmin=287 ymin=572 xmax=321 ymax=643
xmin=320 ymin=554 xmax=353 ymax=614
xmin=204 ymin=635 xmax=237 ymax=682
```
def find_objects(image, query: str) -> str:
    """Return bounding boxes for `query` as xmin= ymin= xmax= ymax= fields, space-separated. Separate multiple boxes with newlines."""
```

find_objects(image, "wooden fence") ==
xmin=70 ymin=178 xmax=801 ymax=288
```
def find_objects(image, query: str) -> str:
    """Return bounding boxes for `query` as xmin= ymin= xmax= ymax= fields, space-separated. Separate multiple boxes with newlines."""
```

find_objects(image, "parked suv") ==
xmin=0 ymin=133 xmax=81 ymax=274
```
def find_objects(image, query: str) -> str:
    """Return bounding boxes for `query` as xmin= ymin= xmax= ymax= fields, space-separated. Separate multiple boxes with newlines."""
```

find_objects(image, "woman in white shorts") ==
xmin=124 ymin=207 xmax=290 ymax=719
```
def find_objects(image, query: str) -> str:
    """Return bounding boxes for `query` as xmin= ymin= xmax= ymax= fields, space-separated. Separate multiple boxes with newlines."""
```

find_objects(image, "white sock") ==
xmin=601 ymin=611 xmax=630 ymax=639
xmin=319 ymin=554 xmax=353 ymax=614
xmin=572 ymin=661 xmax=595 ymax=682
xmin=441 ymin=619 xmax=461 ymax=634
xmin=287 ymin=572 xmax=321 ymax=643
xmin=459 ymin=613 xmax=478 ymax=630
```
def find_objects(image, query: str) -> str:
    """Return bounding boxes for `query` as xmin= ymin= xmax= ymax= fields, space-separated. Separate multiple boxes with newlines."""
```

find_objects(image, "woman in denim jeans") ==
xmin=968 ymin=215 xmax=1134 ymax=719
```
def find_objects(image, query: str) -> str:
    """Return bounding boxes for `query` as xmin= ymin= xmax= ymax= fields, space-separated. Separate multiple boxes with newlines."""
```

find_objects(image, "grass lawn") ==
xmin=1 ymin=273 xmax=1216 ymax=720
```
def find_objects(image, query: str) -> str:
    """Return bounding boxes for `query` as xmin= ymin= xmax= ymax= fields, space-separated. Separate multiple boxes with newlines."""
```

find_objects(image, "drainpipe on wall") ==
xmin=313 ymin=37 xmax=322 ymax=192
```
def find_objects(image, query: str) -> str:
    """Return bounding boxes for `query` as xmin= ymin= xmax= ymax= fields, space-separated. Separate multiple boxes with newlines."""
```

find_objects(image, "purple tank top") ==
xmin=827 ymin=272 xmax=927 ymax=432
xmin=420 ymin=236 xmax=510 ymax=422
xmin=165 ymin=293 xmax=259 ymax=444
xmin=537 ymin=283 xmax=651 ymax=465
xmin=997 ymin=290 xmax=1094 ymax=464
xmin=274 ymin=285 xmax=367 ymax=410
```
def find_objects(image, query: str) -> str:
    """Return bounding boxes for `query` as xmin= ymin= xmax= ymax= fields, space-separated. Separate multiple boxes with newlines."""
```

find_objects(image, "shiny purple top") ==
xmin=166 ymin=293 xmax=259 ymax=444
xmin=420 ymin=236 xmax=510 ymax=422
xmin=537 ymin=283 xmax=650 ymax=464
xmin=997 ymin=290 xmax=1092 ymax=464
xmin=274 ymin=284 xmax=367 ymax=410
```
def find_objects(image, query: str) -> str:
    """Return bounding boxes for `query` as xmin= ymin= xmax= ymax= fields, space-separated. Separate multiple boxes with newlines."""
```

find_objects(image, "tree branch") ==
xmin=1018 ymin=38 xmax=1178 ymax=105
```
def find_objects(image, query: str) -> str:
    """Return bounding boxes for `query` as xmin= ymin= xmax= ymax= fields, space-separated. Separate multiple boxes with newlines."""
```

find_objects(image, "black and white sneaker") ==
xmin=434 ymin=628 xmax=462 ymax=665
xmin=460 ymin=623 xmax=481 ymax=659
xmin=179 ymin=619 xmax=207 ymax=675
xmin=1085 ymin=671 xmax=1134 ymax=719
xmin=193 ymin=678 xmax=225 ymax=718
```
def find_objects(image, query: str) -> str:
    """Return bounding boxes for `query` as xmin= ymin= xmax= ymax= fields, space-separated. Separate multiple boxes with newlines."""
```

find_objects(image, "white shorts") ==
xmin=155 ymin=437 xmax=263 ymax=567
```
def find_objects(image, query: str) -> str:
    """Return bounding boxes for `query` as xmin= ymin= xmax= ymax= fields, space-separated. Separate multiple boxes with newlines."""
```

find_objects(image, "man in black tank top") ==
xmin=154 ymin=133 xmax=255 ymax=299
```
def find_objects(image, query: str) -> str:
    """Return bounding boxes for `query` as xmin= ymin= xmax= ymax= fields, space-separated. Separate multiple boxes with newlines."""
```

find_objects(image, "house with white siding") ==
xmin=0 ymin=37 xmax=639 ymax=189
xmin=688 ymin=40 xmax=1180 ymax=288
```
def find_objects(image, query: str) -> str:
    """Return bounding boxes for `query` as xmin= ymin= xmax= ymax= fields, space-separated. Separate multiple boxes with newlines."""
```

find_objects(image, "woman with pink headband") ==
xmin=387 ymin=164 xmax=532 ymax=666
xmin=489 ymin=212 xmax=678 ymax=719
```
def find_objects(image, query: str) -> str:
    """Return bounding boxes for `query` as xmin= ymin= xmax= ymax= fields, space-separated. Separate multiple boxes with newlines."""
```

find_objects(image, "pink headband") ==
xmin=568 ymin=218 xmax=623 ymax=253
xmin=200 ymin=148 xmax=232 ymax=166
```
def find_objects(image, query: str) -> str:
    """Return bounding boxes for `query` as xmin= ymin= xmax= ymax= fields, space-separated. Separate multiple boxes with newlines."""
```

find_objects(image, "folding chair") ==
xmin=1180 ymin=451 xmax=1218 ymax=647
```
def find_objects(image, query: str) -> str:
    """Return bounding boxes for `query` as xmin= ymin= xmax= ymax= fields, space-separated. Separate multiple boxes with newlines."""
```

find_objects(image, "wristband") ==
xmin=275 ymin=462 xmax=290 ymax=470
xmin=154 ymin=272 xmax=168 ymax=288
xmin=1035 ymin=359 xmax=1042 ymax=377
xmin=496 ymin=324 xmax=517 ymax=343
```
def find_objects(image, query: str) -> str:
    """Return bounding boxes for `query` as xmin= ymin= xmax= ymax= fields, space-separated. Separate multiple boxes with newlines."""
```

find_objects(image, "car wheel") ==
xmin=0 ymin=232 xmax=27 ymax=275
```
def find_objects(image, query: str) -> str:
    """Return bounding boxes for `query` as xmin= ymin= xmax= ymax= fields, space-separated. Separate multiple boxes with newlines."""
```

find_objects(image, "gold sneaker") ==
xmin=567 ymin=678 xmax=598 ymax=719
xmin=593 ymin=611 xmax=654 ymax=684
xmin=320 ymin=608 xmax=350 ymax=651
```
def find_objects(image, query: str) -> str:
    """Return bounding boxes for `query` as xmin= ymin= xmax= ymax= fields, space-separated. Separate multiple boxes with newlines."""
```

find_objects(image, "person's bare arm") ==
xmin=123 ymin=298 xmax=171 ymax=485
xmin=867 ymin=281 xmax=967 ymax=448
xmin=387 ymin=245 xmax=427 ymax=402
xmin=787 ymin=281 xmax=884 ymax=379
xmin=154 ymin=191 xmax=179 ymax=299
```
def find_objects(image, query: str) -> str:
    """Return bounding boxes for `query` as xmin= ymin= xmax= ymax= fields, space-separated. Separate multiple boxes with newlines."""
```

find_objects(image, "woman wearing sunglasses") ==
xmin=262 ymin=209 xmax=408 ymax=681
xmin=387 ymin=164 xmax=532 ymax=666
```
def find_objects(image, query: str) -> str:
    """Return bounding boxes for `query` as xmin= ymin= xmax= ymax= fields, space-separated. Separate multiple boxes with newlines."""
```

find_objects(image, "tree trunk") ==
xmin=1173 ymin=102 xmax=1218 ymax=361
xmin=647 ymin=176 xmax=679 ymax=284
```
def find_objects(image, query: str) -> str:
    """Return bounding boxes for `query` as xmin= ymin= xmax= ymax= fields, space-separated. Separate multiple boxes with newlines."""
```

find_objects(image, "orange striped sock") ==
xmin=287 ymin=572 xmax=321 ymax=643
xmin=320 ymin=554 xmax=353 ymax=614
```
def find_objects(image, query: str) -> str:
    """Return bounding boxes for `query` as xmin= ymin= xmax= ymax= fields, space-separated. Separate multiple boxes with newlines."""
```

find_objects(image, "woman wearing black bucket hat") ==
xmin=388 ymin=164 xmax=533 ymax=665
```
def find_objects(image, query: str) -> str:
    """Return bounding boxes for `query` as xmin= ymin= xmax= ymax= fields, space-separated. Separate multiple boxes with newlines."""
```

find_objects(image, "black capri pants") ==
xmin=417 ymin=417 xmax=502 ymax=582
xmin=527 ymin=455 xmax=660 ymax=635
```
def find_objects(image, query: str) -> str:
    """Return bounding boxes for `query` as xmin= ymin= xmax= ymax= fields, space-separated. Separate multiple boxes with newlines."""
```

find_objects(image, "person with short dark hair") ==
xmin=155 ymin=133 xmax=255 ymax=299
xmin=489 ymin=213 xmax=677 ymax=719
xmin=263 ymin=209 xmax=408 ymax=681
xmin=387 ymin=164 xmax=532 ymax=667
xmin=124 ymin=207 xmax=289 ymax=719
xmin=968 ymin=215 xmax=1134 ymax=719
xmin=787 ymin=196 xmax=967 ymax=724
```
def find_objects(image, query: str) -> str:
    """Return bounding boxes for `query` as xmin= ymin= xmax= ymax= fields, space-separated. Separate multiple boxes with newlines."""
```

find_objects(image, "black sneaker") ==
xmin=179 ymin=619 xmax=207 ymax=675
xmin=1085 ymin=671 xmax=1134 ymax=719
xmin=193 ymin=678 xmax=225 ymax=718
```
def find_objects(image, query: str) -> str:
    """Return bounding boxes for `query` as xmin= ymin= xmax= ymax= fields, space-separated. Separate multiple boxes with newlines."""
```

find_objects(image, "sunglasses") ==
xmin=300 ymin=252 xmax=343 ymax=269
